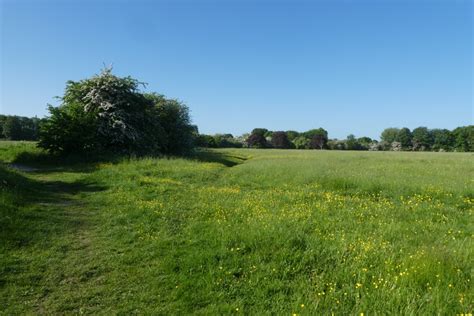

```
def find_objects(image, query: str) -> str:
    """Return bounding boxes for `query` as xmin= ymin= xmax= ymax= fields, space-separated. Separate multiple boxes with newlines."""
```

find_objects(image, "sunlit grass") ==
xmin=1 ymin=144 xmax=472 ymax=314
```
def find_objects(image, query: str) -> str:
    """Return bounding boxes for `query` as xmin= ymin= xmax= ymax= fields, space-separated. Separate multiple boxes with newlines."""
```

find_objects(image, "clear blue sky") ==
xmin=1 ymin=0 xmax=472 ymax=139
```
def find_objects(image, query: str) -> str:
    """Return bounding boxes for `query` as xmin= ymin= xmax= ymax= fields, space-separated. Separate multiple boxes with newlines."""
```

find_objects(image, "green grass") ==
xmin=1 ymin=142 xmax=473 ymax=314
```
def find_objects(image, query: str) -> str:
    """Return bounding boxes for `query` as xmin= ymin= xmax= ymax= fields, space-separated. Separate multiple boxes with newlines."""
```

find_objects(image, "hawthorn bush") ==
xmin=39 ymin=69 xmax=194 ymax=156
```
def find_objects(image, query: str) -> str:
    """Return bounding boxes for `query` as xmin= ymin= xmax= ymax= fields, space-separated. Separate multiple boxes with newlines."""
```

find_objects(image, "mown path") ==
xmin=2 ymin=163 xmax=105 ymax=314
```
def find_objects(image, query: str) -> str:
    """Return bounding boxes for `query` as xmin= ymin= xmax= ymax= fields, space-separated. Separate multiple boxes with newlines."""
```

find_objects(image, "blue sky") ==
xmin=1 ymin=0 xmax=472 ymax=139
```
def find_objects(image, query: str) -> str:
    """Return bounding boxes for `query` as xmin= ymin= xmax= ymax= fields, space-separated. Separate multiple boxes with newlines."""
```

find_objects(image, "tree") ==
xmin=452 ymin=126 xmax=474 ymax=152
xmin=305 ymin=128 xmax=328 ymax=149
xmin=380 ymin=128 xmax=400 ymax=144
xmin=357 ymin=137 xmax=374 ymax=150
xmin=3 ymin=116 xmax=23 ymax=140
xmin=40 ymin=68 xmax=158 ymax=154
xmin=310 ymin=134 xmax=326 ymax=149
xmin=285 ymin=130 xmax=299 ymax=141
xmin=196 ymin=134 xmax=217 ymax=148
xmin=39 ymin=68 xmax=194 ymax=155
xmin=39 ymin=103 xmax=100 ymax=154
xmin=430 ymin=129 xmax=454 ymax=151
xmin=247 ymin=132 xmax=268 ymax=148
xmin=345 ymin=134 xmax=359 ymax=150
xmin=327 ymin=139 xmax=345 ymax=150
xmin=251 ymin=128 xmax=268 ymax=137
xmin=292 ymin=136 xmax=310 ymax=149
xmin=411 ymin=127 xmax=432 ymax=151
xmin=0 ymin=115 xmax=6 ymax=138
xmin=271 ymin=131 xmax=293 ymax=149
xmin=210 ymin=134 xmax=242 ymax=148
xmin=396 ymin=127 xmax=412 ymax=150
xmin=0 ymin=115 xmax=40 ymax=140
xmin=235 ymin=134 xmax=249 ymax=147
xmin=146 ymin=93 xmax=195 ymax=154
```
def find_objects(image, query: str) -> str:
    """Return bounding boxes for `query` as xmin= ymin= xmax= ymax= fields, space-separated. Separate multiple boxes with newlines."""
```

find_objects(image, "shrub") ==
xmin=39 ymin=68 xmax=193 ymax=156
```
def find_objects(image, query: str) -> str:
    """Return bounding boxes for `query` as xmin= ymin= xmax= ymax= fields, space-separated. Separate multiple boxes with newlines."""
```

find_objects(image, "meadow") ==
xmin=0 ymin=141 xmax=472 ymax=314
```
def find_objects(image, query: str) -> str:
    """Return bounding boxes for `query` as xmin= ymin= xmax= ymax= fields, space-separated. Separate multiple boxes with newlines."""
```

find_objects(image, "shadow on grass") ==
xmin=190 ymin=149 xmax=249 ymax=167
xmin=10 ymin=150 xmax=124 ymax=174
xmin=0 ymin=165 xmax=105 ymax=250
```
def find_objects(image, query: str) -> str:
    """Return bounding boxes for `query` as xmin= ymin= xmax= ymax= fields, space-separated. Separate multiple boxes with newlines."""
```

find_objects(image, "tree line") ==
xmin=1 ymin=68 xmax=472 ymax=154
xmin=0 ymin=115 xmax=41 ymax=141
xmin=197 ymin=125 xmax=473 ymax=152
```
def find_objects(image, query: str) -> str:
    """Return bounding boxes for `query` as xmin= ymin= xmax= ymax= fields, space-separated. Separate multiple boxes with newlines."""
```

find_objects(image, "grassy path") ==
xmin=1 ymin=164 xmax=105 ymax=314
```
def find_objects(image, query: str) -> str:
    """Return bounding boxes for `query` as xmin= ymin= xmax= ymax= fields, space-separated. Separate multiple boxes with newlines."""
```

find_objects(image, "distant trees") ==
xmin=285 ymin=130 xmax=299 ymax=141
xmin=380 ymin=128 xmax=399 ymax=144
xmin=247 ymin=129 xmax=268 ymax=148
xmin=327 ymin=135 xmax=377 ymax=151
xmin=378 ymin=126 xmax=473 ymax=152
xmin=344 ymin=134 xmax=359 ymax=150
xmin=0 ymin=115 xmax=40 ymax=140
xmin=195 ymin=125 xmax=472 ymax=152
xmin=196 ymin=133 xmax=243 ymax=148
xmin=411 ymin=127 xmax=432 ymax=151
xmin=271 ymin=131 xmax=293 ymax=149
xmin=293 ymin=136 xmax=310 ymax=149
xmin=198 ymin=127 xmax=329 ymax=150
xmin=39 ymin=68 xmax=195 ymax=155
xmin=3 ymin=116 xmax=22 ymax=140
xmin=3 ymin=72 xmax=472 ymax=155
xmin=396 ymin=128 xmax=412 ymax=150
xmin=430 ymin=129 xmax=453 ymax=151
xmin=357 ymin=137 xmax=374 ymax=150
xmin=452 ymin=126 xmax=473 ymax=152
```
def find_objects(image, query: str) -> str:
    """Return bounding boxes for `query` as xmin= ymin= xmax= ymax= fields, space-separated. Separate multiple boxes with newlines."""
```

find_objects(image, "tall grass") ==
xmin=1 ymin=144 xmax=472 ymax=314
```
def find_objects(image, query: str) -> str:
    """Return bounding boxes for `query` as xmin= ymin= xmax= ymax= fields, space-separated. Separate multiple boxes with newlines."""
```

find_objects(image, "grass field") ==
xmin=1 ymin=141 xmax=473 ymax=314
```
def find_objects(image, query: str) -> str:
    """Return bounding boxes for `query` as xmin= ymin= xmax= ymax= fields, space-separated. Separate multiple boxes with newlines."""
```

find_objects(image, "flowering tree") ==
xmin=39 ymin=68 xmax=193 ymax=155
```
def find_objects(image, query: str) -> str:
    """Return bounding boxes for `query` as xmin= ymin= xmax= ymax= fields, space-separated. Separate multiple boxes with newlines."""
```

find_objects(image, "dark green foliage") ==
xmin=411 ymin=127 xmax=433 ymax=151
xmin=145 ymin=93 xmax=194 ymax=155
xmin=196 ymin=134 xmax=218 ymax=148
xmin=251 ymin=128 xmax=268 ymax=137
xmin=239 ymin=126 xmax=471 ymax=152
xmin=380 ymin=128 xmax=400 ymax=143
xmin=306 ymin=128 xmax=328 ymax=149
xmin=327 ymin=136 xmax=375 ymax=151
xmin=0 ymin=115 xmax=5 ymax=138
xmin=38 ymin=69 xmax=194 ymax=156
xmin=357 ymin=137 xmax=374 ymax=150
xmin=214 ymin=134 xmax=243 ymax=148
xmin=285 ymin=130 xmax=299 ymax=141
xmin=345 ymin=134 xmax=361 ymax=150
xmin=0 ymin=115 xmax=40 ymax=140
xmin=3 ymin=116 xmax=22 ymax=140
xmin=302 ymin=128 xmax=328 ymax=140
xmin=452 ymin=126 xmax=474 ymax=152
xmin=327 ymin=139 xmax=345 ymax=150
xmin=396 ymin=127 xmax=412 ymax=150
xmin=271 ymin=131 xmax=293 ymax=149
xmin=39 ymin=103 xmax=99 ymax=154
xmin=431 ymin=129 xmax=454 ymax=151
xmin=196 ymin=134 xmax=243 ymax=148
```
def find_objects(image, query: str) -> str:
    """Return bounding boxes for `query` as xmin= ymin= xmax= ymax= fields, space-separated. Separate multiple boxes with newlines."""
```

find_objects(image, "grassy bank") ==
xmin=1 ymin=142 xmax=472 ymax=314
